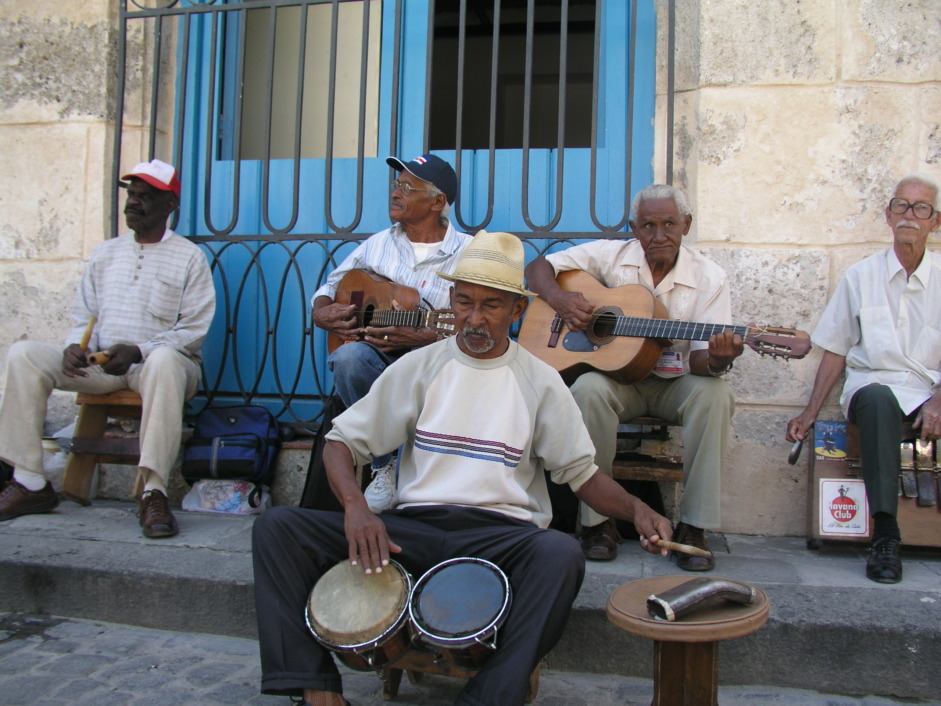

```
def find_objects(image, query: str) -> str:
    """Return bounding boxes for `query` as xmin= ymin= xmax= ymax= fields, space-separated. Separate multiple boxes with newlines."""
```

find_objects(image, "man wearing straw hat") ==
xmin=311 ymin=154 xmax=472 ymax=513
xmin=253 ymin=231 xmax=673 ymax=706
xmin=0 ymin=159 xmax=215 ymax=539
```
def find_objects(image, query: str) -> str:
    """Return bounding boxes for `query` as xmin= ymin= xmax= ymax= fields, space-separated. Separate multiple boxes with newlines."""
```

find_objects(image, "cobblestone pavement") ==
xmin=1 ymin=613 xmax=937 ymax=706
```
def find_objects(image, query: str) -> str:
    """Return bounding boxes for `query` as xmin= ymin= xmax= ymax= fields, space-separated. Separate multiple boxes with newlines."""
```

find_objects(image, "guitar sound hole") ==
xmin=590 ymin=311 xmax=618 ymax=341
xmin=361 ymin=305 xmax=375 ymax=327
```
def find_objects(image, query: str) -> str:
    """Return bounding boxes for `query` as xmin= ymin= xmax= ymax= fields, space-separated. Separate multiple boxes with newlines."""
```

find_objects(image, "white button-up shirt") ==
xmin=312 ymin=223 xmax=473 ymax=311
xmin=544 ymin=239 xmax=732 ymax=378
xmin=813 ymin=247 xmax=941 ymax=415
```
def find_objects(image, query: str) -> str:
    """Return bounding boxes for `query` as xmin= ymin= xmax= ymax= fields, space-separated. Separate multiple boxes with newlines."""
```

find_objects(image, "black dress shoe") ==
xmin=866 ymin=536 xmax=902 ymax=584
xmin=580 ymin=519 xmax=619 ymax=561
xmin=673 ymin=522 xmax=715 ymax=572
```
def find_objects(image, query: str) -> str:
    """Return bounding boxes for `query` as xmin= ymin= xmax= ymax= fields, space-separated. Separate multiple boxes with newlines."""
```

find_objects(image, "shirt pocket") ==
xmin=912 ymin=323 xmax=941 ymax=368
xmin=147 ymin=276 xmax=184 ymax=324
xmin=857 ymin=306 xmax=897 ymax=367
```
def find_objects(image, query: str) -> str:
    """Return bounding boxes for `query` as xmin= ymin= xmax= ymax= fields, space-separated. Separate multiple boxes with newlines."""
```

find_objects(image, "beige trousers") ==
xmin=570 ymin=372 xmax=734 ymax=530
xmin=0 ymin=341 xmax=200 ymax=485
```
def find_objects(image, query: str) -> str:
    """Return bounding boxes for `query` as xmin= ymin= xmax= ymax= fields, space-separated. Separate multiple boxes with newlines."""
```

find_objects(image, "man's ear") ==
xmin=512 ymin=295 xmax=529 ymax=322
xmin=682 ymin=214 xmax=693 ymax=235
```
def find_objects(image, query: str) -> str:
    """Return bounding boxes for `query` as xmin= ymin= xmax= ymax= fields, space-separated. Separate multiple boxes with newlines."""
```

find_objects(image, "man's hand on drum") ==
xmin=343 ymin=504 xmax=402 ymax=574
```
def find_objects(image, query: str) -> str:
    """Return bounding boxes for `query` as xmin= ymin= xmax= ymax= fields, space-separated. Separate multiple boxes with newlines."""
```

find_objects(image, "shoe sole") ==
xmin=0 ymin=495 xmax=60 ymax=522
xmin=142 ymin=524 xmax=179 ymax=539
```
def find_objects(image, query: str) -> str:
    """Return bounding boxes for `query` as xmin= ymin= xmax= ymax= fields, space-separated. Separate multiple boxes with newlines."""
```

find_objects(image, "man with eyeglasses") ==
xmin=788 ymin=172 xmax=941 ymax=584
xmin=311 ymin=155 xmax=472 ymax=512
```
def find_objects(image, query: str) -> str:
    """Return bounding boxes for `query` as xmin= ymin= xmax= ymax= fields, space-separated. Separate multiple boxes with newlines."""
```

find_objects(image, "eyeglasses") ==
xmin=888 ymin=198 xmax=937 ymax=220
xmin=391 ymin=179 xmax=436 ymax=197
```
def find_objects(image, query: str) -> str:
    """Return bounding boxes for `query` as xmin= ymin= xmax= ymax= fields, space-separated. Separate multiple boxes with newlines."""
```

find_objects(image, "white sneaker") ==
xmin=364 ymin=459 xmax=396 ymax=513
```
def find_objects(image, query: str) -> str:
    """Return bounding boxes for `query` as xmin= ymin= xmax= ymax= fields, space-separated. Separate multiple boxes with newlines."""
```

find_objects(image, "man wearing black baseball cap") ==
xmin=310 ymin=154 xmax=471 ymax=512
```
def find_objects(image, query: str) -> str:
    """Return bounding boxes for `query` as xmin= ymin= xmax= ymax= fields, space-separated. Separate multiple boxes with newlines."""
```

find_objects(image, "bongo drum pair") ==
xmin=306 ymin=557 xmax=511 ymax=672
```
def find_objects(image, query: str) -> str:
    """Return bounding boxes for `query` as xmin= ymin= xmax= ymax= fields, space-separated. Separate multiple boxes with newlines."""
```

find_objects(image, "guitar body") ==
xmin=519 ymin=271 xmax=670 ymax=385
xmin=327 ymin=270 xmax=423 ymax=354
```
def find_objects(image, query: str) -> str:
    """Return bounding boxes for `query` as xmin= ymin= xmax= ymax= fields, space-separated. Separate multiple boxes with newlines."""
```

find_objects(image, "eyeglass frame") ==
xmin=391 ymin=179 xmax=440 ymax=198
xmin=888 ymin=197 xmax=937 ymax=220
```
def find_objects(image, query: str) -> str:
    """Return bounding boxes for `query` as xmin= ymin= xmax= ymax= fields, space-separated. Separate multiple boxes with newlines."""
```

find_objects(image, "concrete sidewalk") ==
xmin=1 ymin=500 xmax=940 ymax=701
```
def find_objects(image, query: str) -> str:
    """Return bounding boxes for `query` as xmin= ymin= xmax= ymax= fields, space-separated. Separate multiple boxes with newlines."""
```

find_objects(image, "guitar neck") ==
xmin=614 ymin=317 xmax=749 ymax=342
xmin=367 ymin=309 xmax=434 ymax=328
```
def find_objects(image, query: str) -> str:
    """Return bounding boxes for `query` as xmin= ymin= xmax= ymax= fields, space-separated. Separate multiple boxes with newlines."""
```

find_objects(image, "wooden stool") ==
xmin=606 ymin=575 xmax=769 ymax=706
xmin=379 ymin=650 xmax=539 ymax=702
xmin=60 ymin=391 xmax=144 ymax=505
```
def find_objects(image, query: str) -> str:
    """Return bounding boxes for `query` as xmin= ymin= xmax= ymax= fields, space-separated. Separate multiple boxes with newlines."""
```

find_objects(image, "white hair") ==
xmin=631 ymin=184 xmax=692 ymax=219
xmin=896 ymin=172 xmax=940 ymax=210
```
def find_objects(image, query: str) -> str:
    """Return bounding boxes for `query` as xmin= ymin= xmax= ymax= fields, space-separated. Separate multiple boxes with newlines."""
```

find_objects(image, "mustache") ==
xmin=462 ymin=326 xmax=492 ymax=339
xmin=897 ymin=219 xmax=919 ymax=229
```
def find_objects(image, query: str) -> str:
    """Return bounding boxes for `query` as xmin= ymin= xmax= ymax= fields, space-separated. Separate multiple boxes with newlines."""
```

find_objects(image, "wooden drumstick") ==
xmin=79 ymin=317 xmax=96 ymax=352
xmin=655 ymin=539 xmax=713 ymax=558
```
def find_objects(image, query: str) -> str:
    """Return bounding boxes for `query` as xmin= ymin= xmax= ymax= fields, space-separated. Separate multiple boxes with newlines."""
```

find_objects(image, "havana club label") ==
xmin=819 ymin=479 xmax=869 ymax=536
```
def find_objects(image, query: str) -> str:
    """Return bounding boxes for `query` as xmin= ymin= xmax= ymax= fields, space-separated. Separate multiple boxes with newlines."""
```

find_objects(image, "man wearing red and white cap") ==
xmin=0 ymin=159 xmax=216 ymax=538
xmin=311 ymin=154 xmax=472 ymax=512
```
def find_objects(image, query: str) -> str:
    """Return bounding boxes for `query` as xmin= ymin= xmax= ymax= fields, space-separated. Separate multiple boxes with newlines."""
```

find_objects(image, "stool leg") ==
xmin=381 ymin=666 xmax=403 ymax=700
xmin=61 ymin=404 xmax=109 ymax=506
xmin=652 ymin=640 xmax=718 ymax=706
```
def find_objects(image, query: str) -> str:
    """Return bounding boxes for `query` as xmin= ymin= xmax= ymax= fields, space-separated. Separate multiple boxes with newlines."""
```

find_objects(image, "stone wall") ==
xmin=659 ymin=0 xmax=941 ymax=534
xmin=1 ymin=1 xmax=939 ymax=536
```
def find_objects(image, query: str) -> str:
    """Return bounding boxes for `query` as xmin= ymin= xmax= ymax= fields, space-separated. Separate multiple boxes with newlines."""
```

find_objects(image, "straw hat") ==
xmin=438 ymin=230 xmax=537 ymax=297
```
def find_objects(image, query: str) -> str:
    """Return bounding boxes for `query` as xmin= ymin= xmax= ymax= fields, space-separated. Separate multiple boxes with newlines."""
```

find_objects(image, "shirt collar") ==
xmin=886 ymin=246 xmax=931 ymax=288
xmin=625 ymin=239 xmax=695 ymax=290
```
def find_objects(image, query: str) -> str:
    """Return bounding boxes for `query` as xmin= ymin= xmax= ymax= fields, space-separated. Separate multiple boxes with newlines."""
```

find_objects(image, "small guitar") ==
xmin=327 ymin=269 xmax=456 ymax=353
xmin=518 ymin=270 xmax=811 ymax=384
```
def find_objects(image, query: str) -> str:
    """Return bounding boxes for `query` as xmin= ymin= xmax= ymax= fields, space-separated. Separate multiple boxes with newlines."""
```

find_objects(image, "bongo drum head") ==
xmin=413 ymin=559 xmax=507 ymax=638
xmin=308 ymin=561 xmax=409 ymax=648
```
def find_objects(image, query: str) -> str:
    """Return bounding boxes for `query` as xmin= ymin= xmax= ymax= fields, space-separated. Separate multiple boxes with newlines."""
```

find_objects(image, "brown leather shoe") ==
xmin=138 ymin=489 xmax=179 ymax=538
xmin=673 ymin=522 xmax=715 ymax=571
xmin=580 ymin=519 xmax=618 ymax=561
xmin=0 ymin=479 xmax=59 ymax=521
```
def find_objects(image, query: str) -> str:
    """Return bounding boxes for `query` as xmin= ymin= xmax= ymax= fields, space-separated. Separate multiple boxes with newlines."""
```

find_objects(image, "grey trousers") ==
xmin=570 ymin=372 xmax=734 ymax=530
xmin=0 ymin=340 xmax=200 ymax=484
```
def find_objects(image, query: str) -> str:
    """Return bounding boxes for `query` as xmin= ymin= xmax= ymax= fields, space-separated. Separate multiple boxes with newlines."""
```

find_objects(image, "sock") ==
xmin=872 ymin=512 xmax=900 ymax=541
xmin=141 ymin=468 xmax=167 ymax=495
xmin=14 ymin=468 xmax=47 ymax=491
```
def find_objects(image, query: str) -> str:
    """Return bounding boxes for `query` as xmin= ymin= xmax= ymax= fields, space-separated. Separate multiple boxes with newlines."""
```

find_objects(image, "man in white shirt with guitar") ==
xmin=311 ymin=155 xmax=473 ymax=512
xmin=525 ymin=184 xmax=746 ymax=569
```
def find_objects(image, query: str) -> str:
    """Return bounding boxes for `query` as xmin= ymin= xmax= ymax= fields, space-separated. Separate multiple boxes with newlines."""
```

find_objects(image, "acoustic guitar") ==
xmin=327 ymin=269 xmax=456 ymax=353
xmin=518 ymin=270 xmax=811 ymax=384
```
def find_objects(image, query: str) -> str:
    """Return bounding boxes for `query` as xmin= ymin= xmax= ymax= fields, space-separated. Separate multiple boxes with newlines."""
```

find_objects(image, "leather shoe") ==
xmin=580 ymin=519 xmax=618 ymax=561
xmin=673 ymin=522 xmax=715 ymax=571
xmin=0 ymin=479 xmax=59 ymax=521
xmin=866 ymin=536 xmax=902 ymax=584
xmin=138 ymin=489 xmax=179 ymax=538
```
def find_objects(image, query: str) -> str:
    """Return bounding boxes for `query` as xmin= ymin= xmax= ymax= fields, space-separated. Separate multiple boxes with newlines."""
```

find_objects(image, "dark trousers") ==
xmin=252 ymin=505 xmax=585 ymax=706
xmin=848 ymin=383 xmax=919 ymax=517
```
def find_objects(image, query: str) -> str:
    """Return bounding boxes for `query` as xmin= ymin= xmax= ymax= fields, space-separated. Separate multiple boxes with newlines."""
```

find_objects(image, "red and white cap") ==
xmin=121 ymin=159 xmax=181 ymax=197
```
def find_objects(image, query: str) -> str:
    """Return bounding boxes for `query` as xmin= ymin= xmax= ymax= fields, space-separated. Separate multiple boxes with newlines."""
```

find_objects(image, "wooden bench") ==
xmin=60 ymin=391 xmax=145 ymax=505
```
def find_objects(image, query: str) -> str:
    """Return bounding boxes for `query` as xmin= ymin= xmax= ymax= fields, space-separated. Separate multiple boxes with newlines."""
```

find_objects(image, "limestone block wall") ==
xmin=659 ymin=0 xmax=941 ymax=534
xmin=0 ymin=1 xmax=118 ymax=430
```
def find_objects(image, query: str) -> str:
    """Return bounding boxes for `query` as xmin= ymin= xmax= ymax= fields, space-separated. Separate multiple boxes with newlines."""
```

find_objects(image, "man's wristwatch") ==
xmin=706 ymin=359 xmax=732 ymax=377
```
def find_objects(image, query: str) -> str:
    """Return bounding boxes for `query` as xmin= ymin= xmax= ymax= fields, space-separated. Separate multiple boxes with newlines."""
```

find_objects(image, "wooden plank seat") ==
xmin=60 ymin=390 xmax=144 ymax=506
xmin=611 ymin=416 xmax=684 ymax=484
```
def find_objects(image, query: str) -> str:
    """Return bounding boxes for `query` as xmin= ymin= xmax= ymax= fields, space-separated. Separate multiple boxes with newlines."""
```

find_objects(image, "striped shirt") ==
xmin=66 ymin=230 xmax=216 ymax=363
xmin=312 ymin=223 xmax=473 ymax=310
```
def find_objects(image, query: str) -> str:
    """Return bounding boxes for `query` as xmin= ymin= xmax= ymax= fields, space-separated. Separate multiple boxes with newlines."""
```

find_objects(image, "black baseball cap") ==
xmin=386 ymin=154 xmax=457 ymax=205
